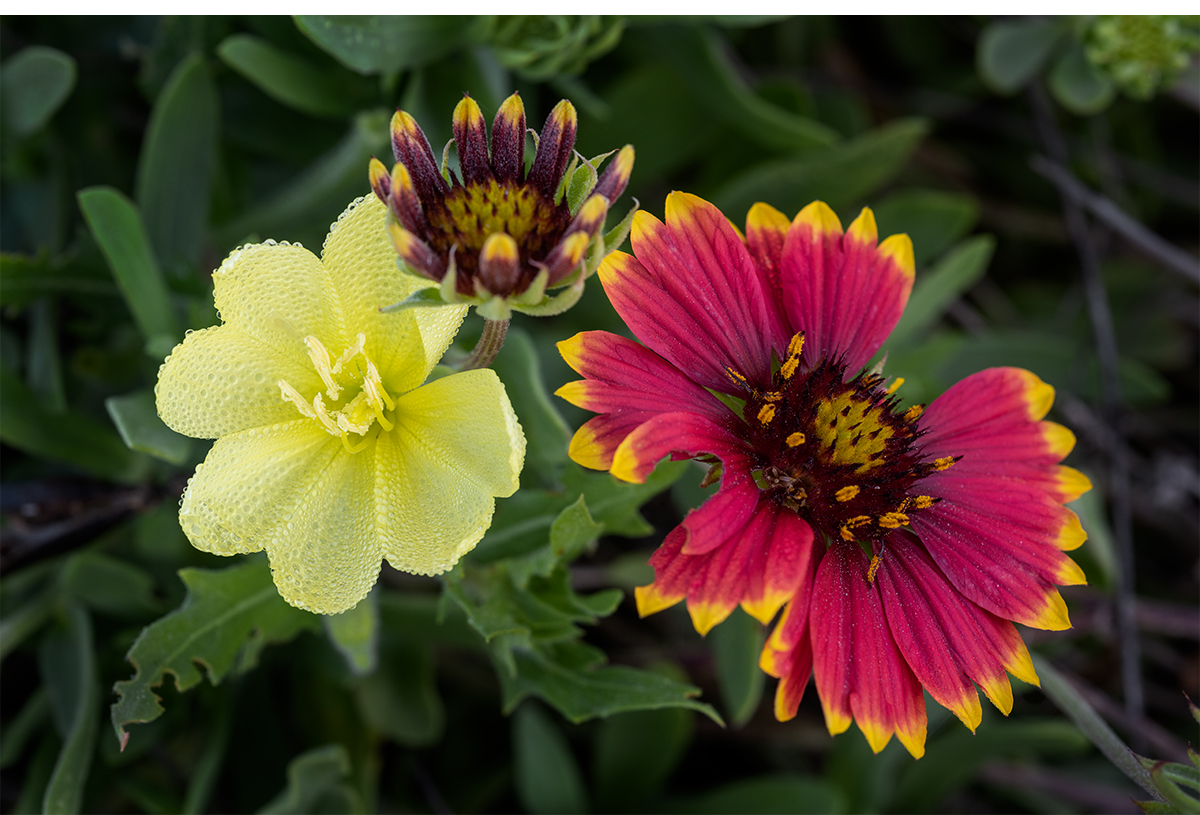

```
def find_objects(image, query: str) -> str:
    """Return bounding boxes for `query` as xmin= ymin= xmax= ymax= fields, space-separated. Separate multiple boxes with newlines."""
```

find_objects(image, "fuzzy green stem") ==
xmin=461 ymin=319 xmax=510 ymax=371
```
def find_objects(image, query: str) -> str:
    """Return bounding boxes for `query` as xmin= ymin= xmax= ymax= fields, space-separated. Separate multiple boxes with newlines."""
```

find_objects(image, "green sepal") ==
xmin=440 ymin=137 xmax=455 ymax=185
xmin=553 ymin=152 xmax=579 ymax=207
xmin=476 ymin=295 xmax=514 ymax=322
xmin=511 ymin=278 xmax=585 ymax=318
xmin=510 ymin=268 xmax=550 ymax=306
xmin=439 ymin=258 xmax=461 ymax=303
xmin=379 ymin=286 xmax=446 ymax=313
xmin=600 ymin=200 xmax=639 ymax=261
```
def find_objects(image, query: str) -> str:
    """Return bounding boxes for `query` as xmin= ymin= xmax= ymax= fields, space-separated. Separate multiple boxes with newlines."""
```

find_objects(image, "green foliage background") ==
xmin=1 ymin=15 xmax=1197 ymax=815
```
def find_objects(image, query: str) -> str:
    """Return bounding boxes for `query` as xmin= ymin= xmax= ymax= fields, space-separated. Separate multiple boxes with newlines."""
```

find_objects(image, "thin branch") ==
xmin=1027 ymin=84 xmax=1146 ymax=750
xmin=1030 ymin=154 xmax=1200 ymax=285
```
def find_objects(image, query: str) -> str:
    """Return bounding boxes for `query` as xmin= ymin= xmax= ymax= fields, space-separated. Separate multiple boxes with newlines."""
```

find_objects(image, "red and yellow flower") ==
xmin=369 ymin=92 xmax=634 ymax=321
xmin=556 ymin=192 xmax=1090 ymax=758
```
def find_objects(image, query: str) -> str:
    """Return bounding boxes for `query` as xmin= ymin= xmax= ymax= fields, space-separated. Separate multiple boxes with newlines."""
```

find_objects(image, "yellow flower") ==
xmin=156 ymin=196 xmax=526 ymax=614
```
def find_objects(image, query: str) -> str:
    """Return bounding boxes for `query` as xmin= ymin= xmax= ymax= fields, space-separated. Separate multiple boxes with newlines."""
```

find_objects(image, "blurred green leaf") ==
xmin=323 ymin=587 xmax=378 ymax=676
xmin=1050 ymin=39 xmax=1117 ymax=115
xmin=893 ymin=715 xmax=1090 ymax=811
xmin=0 ymin=689 xmax=49 ymax=769
xmin=492 ymin=328 xmax=572 ymax=488
xmin=355 ymin=638 xmax=444 ymax=748
xmin=514 ymin=702 xmax=588 ymax=815
xmin=887 ymin=235 xmax=995 ymax=347
xmin=39 ymin=603 xmax=99 ymax=815
xmin=135 ymin=52 xmax=219 ymax=275
xmin=257 ymin=744 xmax=360 ymax=815
xmin=653 ymin=26 xmax=839 ymax=153
xmin=490 ymin=15 xmax=625 ymax=80
xmin=0 ymin=45 xmax=76 ymax=136
xmin=61 ymin=552 xmax=160 ymax=619
xmin=0 ymin=252 xmax=117 ymax=309
xmin=593 ymin=703 xmax=693 ymax=811
xmin=712 ymin=118 xmax=930 ymax=220
xmin=106 ymin=388 xmax=193 ymax=465
xmin=182 ymin=702 xmax=230 ymax=815
xmin=710 ymin=607 xmax=765 ymax=727
xmin=77 ymin=186 xmax=180 ymax=355
xmin=977 ymin=19 xmax=1064 ymax=94
xmin=111 ymin=560 xmax=320 ymax=748
xmin=667 ymin=774 xmax=847 ymax=814
xmin=0 ymin=365 xmax=146 ymax=482
xmin=295 ymin=15 xmax=487 ymax=75
xmin=217 ymin=34 xmax=362 ymax=118
xmin=0 ymin=584 xmax=55 ymax=664
xmin=27 ymin=299 xmax=66 ymax=413
xmin=873 ymin=189 xmax=980 ymax=268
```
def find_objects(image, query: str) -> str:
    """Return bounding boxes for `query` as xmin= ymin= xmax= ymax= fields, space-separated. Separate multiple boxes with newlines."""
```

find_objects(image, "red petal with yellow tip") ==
xmin=781 ymin=202 xmax=914 ymax=374
xmin=390 ymin=109 xmax=448 ymax=202
xmin=528 ymin=99 xmax=577 ymax=198
xmin=811 ymin=541 xmax=928 ymax=758
xmin=744 ymin=202 xmax=792 ymax=351
xmin=607 ymin=194 xmax=776 ymax=393
xmin=593 ymin=144 xmax=635 ymax=204
xmin=453 ymin=95 xmax=493 ymax=186
xmin=490 ymin=92 xmax=526 ymax=183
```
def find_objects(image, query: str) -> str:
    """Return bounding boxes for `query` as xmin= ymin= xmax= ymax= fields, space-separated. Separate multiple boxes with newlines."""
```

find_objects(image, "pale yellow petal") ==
xmin=157 ymin=326 xmax=322 ymax=438
xmin=320 ymin=196 xmax=467 ymax=391
xmin=376 ymin=369 xmax=525 ymax=574
xmin=211 ymin=239 xmax=348 ymax=359
xmin=179 ymin=418 xmax=341 ymax=555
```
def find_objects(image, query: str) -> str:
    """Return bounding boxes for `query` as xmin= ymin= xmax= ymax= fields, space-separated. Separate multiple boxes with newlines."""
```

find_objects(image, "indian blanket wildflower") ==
xmin=369 ymin=92 xmax=635 ymax=325
xmin=156 ymin=196 xmax=526 ymax=615
xmin=556 ymin=192 xmax=1091 ymax=758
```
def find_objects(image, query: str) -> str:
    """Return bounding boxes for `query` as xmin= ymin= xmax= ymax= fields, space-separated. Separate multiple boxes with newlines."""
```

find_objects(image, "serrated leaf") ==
xmin=887 ymin=235 xmax=995 ymax=347
xmin=1050 ymin=40 xmax=1117 ymax=116
xmin=710 ymin=607 xmax=765 ymax=727
xmin=977 ymin=19 xmax=1064 ymax=94
xmin=513 ymin=702 xmax=588 ymax=815
xmin=295 ymin=15 xmax=487 ymax=75
xmin=111 ymin=560 xmax=320 ymax=748
xmin=1 ymin=45 xmax=76 ymax=136
xmin=712 ymin=118 xmax=930 ymax=221
xmin=217 ymin=34 xmax=359 ymax=118
xmin=323 ymin=587 xmax=378 ymax=676
xmin=77 ymin=187 xmax=179 ymax=353
xmin=39 ymin=603 xmax=99 ymax=815
xmin=500 ymin=644 xmax=723 ymax=725
xmin=106 ymin=388 xmax=193 ymax=464
xmin=492 ymin=328 xmax=572 ymax=488
xmin=135 ymin=52 xmax=218 ymax=276
xmin=0 ymin=364 xmax=147 ymax=483
xmin=257 ymin=744 xmax=359 ymax=815
xmin=550 ymin=496 xmax=603 ymax=562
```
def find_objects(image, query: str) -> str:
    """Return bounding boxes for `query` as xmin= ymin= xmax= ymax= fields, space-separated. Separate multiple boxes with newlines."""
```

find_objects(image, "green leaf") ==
xmin=887 ymin=236 xmax=995 ymax=347
xmin=106 ymin=388 xmax=193 ymax=465
xmin=354 ymin=638 xmax=444 ymax=748
xmin=492 ymin=328 xmax=572 ymax=488
xmin=39 ymin=603 xmax=99 ymax=815
xmin=712 ymin=118 xmax=930 ymax=221
xmin=77 ymin=187 xmax=180 ymax=354
xmin=27 ymin=298 xmax=66 ymax=413
xmin=182 ymin=702 xmax=231 ymax=815
xmin=653 ymin=27 xmax=839 ymax=153
xmin=0 ymin=689 xmax=49 ymax=769
xmin=61 ymin=552 xmax=160 ymax=619
xmin=513 ymin=702 xmax=588 ymax=815
xmin=294 ymin=15 xmax=487 ymax=75
xmin=593 ymin=703 xmax=693 ymax=811
xmin=0 ymin=45 xmax=76 ymax=136
xmin=0 ymin=364 xmax=146 ymax=482
xmin=501 ymin=644 xmax=723 ymax=725
xmin=667 ymin=774 xmax=847 ymax=814
xmin=550 ymin=496 xmax=604 ymax=563
xmin=257 ymin=744 xmax=359 ymax=815
xmin=1050 ymin=39 xmax=1118 ymax=115
xmin=977 ymin=19 xmax=1064 ymax=94
xmin=0 ymin=251 xmax=118 ymax=309
xmin=322 ymin=588 xmax=378 ymax=676
xmin=218 ymin=34 xmax=359 ymax=118
xmin=1150 ymin=761 xmax=1200 ymax=813
xmin=872 ymin=189 xmax=980 ymax=268
xmin=111 ymin=560 xmax=320 ymax=749
xmin=710 ymin=607 xmax=765 ymax=727
xmin=135 ymin=52 xmax=219 ymax=275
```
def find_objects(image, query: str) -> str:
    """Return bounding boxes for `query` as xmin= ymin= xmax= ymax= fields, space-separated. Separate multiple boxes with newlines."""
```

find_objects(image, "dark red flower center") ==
xmin=736 ymin=334 xmax=956 ymax=551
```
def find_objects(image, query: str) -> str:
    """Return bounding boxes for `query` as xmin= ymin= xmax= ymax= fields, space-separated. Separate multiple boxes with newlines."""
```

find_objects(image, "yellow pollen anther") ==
xmin=839 ymin=515 xmax=872 ymax=541
xmin=725 ymin=366 xmax=748 ymax=388
xmin=933 ymin=456 xmax=957 ymax=471
xmin=761 ymin=391 xmax=783 ymax=403
xmin=786 ymin=432 xmax=806 ymax=447
xmin=909 ymin=495 xmax=936 ymax=509
xmin=886 ymin=377 xmax=905 ymax=395
xmin=780 ymin=334 xmax=805 ymax=380
xmin=867 ymin=555 xmax=882 ymax=585
xmin=758 ymin=403 xmax=776 ymax=425
xmin=304 ymin=336 xmax=341 ymax=400
xmin=903 ymin=404 xmax=924 ymax=421
xmin=878 ymin=511 xmax=909 ymax=529
xmin=835 ymin=485 xmax=860 ymax=502
xmin=332 ymin=332 xmax=366 ymax=375
xmin=279 ymin=380 xmax=317 ymax=420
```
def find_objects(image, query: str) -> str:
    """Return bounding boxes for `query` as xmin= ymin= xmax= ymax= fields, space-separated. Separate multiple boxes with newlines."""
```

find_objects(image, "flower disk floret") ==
xmin=156 ymin=196 xmax=526 ymax=615
xmin=556 ymin=192 xmax=1091 ymax=758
